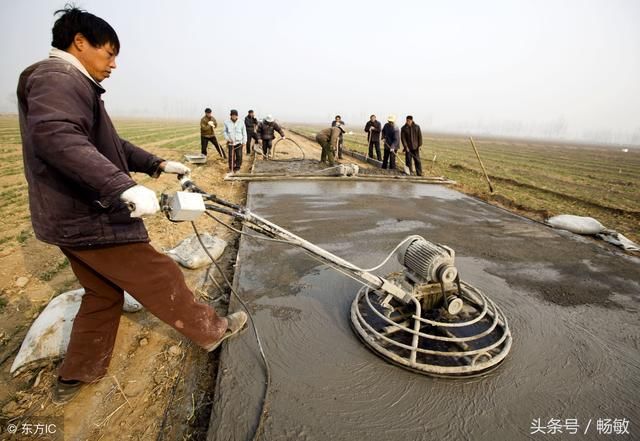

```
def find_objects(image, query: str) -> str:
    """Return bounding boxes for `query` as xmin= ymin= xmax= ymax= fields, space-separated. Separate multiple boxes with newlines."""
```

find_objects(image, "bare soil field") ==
xmin=291 ymin=124 xmax=640 ymax=244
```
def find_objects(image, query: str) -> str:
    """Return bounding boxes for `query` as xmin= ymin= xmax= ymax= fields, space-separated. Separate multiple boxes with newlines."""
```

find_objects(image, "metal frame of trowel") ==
xmin=164 ymin=175 xmax=511 ymax=377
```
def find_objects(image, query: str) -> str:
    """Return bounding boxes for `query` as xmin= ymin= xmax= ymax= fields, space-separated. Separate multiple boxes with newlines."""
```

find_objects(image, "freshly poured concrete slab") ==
xmin=208 ymin=182 xmax=639 ymax=441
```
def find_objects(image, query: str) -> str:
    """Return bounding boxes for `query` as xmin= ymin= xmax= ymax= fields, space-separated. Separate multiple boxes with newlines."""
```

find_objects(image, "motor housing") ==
xmin=397 ymin=236 xmax=458 ymax=285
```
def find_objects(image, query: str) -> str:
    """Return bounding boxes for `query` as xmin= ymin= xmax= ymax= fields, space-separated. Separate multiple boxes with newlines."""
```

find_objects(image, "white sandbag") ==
xmin=166 ymin=233 xmax=227 ymax=269
xmin=10 ymin=289 xmax=143 ymax=376
xmin=545 ymin=215 xmax=606 ymax=235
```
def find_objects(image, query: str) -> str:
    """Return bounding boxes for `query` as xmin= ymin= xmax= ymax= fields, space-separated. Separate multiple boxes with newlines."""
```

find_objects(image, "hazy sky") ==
xmin=1 ymin=0 xmax=639 ymax=144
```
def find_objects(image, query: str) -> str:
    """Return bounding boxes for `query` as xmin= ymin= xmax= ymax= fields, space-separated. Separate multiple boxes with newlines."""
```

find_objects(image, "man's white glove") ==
xmin=207 ymin=121 xmax=215 ymax=127
xmin=162 ymin=161 xmax=191 ymax=175
xmin=120 ymin=185 xmax=159 ymax=218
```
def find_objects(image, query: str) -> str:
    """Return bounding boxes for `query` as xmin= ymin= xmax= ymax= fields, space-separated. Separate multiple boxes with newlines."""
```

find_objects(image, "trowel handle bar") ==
xmin=201 ymin=200 xmax=412 ymax=304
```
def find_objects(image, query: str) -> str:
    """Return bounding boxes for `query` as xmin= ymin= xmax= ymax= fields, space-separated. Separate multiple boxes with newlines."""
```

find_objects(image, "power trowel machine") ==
xmin=162 ymin=174 xmax=512 ymax=377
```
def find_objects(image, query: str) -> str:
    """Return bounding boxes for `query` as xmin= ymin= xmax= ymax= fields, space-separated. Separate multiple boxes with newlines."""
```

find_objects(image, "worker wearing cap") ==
xmin=257 ymin=115 xmax=285 ymax=159
xmin=382 ymin=115 xmax=400 ymax=170
xmin=223 ymin=109 xmax=247 ymax=173
xmin=315 ymin=122 xmax=344 ymax=166
xmin=200 ymin=108 xmax=225 ymax=158
xmin=244 ymin=110 xmax=259 ymax=155
xmin=17 ymin=6 xmax=247 ymax=404
xmin=401 ymin=115 xmax=423 ymax=176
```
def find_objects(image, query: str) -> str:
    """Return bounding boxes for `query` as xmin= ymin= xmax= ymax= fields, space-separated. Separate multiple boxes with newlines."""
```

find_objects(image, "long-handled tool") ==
xmin=469 ymin=136 xmax=494 ymax=193
xmin=160 ymin=175 xmax=512 ymax=377
xmin=229 ymin=142 xmax=236 ymax=173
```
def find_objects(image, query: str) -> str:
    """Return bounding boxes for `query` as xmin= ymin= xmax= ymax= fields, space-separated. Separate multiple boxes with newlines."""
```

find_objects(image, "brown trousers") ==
xmin=58 ymin=242 xmax=228 ymax=383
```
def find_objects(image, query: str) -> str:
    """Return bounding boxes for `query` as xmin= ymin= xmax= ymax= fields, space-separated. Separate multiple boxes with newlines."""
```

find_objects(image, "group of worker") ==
xmin=316 ymin=114 xmax=424 ymax=175
xmin=200 ymin=108 xmax=285 ymax=173
xmin=202 ymin=109 xmax=425 ymax=176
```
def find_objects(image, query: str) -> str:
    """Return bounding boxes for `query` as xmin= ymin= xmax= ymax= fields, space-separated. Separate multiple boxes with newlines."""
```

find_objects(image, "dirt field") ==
xmin=291 ymin=124 xmax=640 ymax=244
xmin=0 ymin=114 xmax=249 ymax=440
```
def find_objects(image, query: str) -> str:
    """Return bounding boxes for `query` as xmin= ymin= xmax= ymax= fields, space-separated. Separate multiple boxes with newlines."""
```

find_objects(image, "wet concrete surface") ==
xmin=208 ymin=181 xmax=639 ymax=440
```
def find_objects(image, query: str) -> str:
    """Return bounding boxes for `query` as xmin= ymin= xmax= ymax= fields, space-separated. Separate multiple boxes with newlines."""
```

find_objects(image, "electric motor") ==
xmin=397 ymin=236 xmax=458 ymax=284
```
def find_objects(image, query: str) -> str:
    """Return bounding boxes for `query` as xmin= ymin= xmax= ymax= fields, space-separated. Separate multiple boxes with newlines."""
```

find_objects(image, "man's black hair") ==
xmin=335 ymin=115 xmax=341 ymax=119
xmin=406 ymin=115 xmax=413 ymax=120
xmin=52 ymin=4 xmax=120 ymax=54
xmin=205 ymin=108 xmax=212 ymax=113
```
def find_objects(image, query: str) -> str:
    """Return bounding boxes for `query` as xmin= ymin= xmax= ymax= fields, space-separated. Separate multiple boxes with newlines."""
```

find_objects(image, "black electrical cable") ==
xmin=190 ymin=221 xmax=271 ymax=441
xmin=270 ymin=137 xmax=306 ymax=161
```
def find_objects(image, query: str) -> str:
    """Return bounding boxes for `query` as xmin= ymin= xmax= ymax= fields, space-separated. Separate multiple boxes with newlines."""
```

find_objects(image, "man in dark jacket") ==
xmin=17 ymin=6 xmax=247 ymax=404
xmin=400 ymin=115 xmax=423 ymax=176
xmin=381 ymin=115 xmax=400 ymax=170
xmin=200 ymin=108 xmax=225 ymax=158
xmin=244 ymin=109 xmax=259 ymax=155
xmin=364 ymin=114 xmax=382 ymax=160
xmin=257 ymin=115 xmax=285 ymax=159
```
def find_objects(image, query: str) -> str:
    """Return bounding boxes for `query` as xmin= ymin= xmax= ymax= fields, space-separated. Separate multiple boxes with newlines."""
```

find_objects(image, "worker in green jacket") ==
xmin=315 ymin=122 xmax=344 ymax=166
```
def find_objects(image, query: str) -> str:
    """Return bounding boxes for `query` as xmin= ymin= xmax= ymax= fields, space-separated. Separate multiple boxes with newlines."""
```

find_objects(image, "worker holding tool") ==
xmin=224 ymin=109 xmax=247 ymax=173
xmin=315 ymin=122 xmax=344 ymax=166
xmin=331 ymin=115 xmax=345 ymax=159
xmin=401 ymin=115 xmax=423 ymax=176
xmin=200 ymin=107 xmax=225 ymax=158
xmin=257 ymin=115 xmax=285 ymax=159
xmin=244 ymin=109 xmax=259 ymax=155
xmin=17 ymin=6 xmax=247 ymax=404
xmin=364 ymin=114 xmax=382 ymax=160
xmin=381 ymin=115 xmax=400 ymax=170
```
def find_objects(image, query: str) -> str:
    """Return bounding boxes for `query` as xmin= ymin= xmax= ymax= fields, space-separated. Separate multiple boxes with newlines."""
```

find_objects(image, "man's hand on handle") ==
xmin=120 ymin=185 xmax=159 ymax=218
xmin=160 ymin=161 xmax=191 ymax=176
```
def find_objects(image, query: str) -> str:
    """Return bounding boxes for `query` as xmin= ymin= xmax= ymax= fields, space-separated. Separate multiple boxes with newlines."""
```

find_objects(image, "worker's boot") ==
xmin=52 ymin=377 xmax=84 ymax=405
xmin=204 ymin=311 xmax=248 ymax=352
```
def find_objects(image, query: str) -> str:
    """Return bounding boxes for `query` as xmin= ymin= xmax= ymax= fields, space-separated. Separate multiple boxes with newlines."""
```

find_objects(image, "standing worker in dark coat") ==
xmin=244 ymin=109 xmax=259 ymax=155
xmin=364 ymin=114 xmax=382 ymax=160
xmin=257 ymin=115 xmax=285 ymax=159
xmin=17 ymin=6 xmax=247 ymax=404
xmin=200 ymin=108 xmax=225 ymax=158
xmin=400 ymin=115 xmax=423 ymax=176
xmin=315 ymin=123 xmax=344 ymax=166
xmin=381 ymin=115 xmax=400 ymax=170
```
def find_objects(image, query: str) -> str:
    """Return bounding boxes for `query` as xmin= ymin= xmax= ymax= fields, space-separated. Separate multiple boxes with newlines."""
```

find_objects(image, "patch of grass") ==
xmin=16 ymin=229 xmax=31 ymax=244
xmin=39 ymin=258 xmax=70 ymax=282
